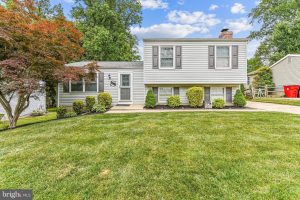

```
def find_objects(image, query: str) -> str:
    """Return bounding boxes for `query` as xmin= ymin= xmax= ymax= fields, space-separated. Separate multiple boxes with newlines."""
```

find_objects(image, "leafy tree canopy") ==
xmin=252 ymin=67 xmax=275 ymax=88
xmin=249 ymin=0 xmax=300 ymax=64
xmin=71 ymin=0 xmax=142 ymax=61
xmin=247 ymin=57 xmax=265 ymax=73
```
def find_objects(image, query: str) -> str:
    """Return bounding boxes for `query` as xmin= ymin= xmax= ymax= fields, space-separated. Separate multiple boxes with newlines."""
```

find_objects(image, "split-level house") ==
xmin=57 ymin=29 xmax=248 ymax=106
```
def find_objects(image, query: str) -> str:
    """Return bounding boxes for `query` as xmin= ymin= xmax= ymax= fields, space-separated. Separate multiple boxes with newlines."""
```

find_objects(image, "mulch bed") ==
xmin=145 ymin=105 xmax=248 ymax=110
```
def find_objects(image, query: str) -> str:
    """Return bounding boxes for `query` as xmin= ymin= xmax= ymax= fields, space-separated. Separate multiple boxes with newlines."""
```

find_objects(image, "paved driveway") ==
xmin=247 ymin=101 xmax=300 ymax=115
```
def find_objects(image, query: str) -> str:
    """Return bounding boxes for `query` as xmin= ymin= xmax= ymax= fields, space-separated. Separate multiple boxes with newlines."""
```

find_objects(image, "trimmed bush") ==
xmin=186 ymin=87 xmax=204 ymax=108
xmin=145 ymin=89 xmax=156 ymax=108
xmin=167 ymin=95 xmax=181 ymax=108
xmin=98 ymin=92 xmax=112 ymax=109
xmin=212 ymin=98 xmax=225 ymax=109
xmin=73 ymin=100 xmax=85 ymax=115
xmin=233 ymin=89 xmax=247 ymax=107
xmin=92 ymin=104 xmax=106 ymax=113
xmin=57 ymin=106 xmax=67 ymax=119
xmin=64 ymin=111 xmax=77 ymax=118
xmin=86 ymin=96 xmax=96 ymax=112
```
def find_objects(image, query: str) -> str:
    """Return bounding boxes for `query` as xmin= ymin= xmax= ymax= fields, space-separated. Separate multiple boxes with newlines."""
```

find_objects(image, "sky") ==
xmin=51 ymin=0 xmax=261 ymax=59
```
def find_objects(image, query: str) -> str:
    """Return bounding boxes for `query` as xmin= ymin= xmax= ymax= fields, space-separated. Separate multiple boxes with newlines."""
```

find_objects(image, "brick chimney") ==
xmin=219 ymin=28 xmax=233 ymax=39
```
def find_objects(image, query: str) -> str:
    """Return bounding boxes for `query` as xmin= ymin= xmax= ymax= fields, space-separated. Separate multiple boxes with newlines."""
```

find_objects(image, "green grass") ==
xmin=251 ymin=98 xmax=300 ymax=106
xmin=1 ymin=112 xmax=300 ymax=199
xmin=0 ymin=112 xmax=56 ymax=131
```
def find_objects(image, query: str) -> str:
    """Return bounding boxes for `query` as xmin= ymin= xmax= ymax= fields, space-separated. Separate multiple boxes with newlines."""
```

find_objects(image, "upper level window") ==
xmin=160 ymin=47 xmax=174 ymax=68
xmin=216 ymin=46 xmax=230 ymax=68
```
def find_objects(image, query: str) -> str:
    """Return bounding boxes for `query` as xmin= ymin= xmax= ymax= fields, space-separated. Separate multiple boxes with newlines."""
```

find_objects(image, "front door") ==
xmin=226 ymin=87 xmax=232 ymax=103
xmin=119 ymin=74 xmax=131 ymax=101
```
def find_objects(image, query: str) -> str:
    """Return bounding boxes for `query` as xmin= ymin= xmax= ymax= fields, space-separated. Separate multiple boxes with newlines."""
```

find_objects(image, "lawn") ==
xmin=1 ymin=112 xmax=300 ymax=199
xmin=0 ymin=111 xmax=57 ymax=131
xmin=251 ymin=97 xmax=300 ymax=106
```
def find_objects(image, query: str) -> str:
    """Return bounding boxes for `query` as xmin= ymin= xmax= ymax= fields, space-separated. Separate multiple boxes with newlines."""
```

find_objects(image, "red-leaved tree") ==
xmin=0 ymin=0 xmax=85 ymax=128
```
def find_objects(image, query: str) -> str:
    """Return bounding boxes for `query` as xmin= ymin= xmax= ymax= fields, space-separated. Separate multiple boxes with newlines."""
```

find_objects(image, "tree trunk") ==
xmin=8 ymin=117 xmax=17 ymax=129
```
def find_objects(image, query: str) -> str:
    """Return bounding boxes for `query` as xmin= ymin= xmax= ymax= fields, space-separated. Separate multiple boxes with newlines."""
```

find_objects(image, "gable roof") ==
xmin=66 ymin=61 xmax=143 ymax=69
xmin=270 ymin=54 xmax=300 ymax=68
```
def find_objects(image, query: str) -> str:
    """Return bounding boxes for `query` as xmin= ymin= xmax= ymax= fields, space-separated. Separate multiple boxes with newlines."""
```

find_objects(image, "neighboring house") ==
xmin=58 ymin=29 xmax=248 ymax=106
xmin=270 ymin=54 xmax=300 ymax=87
xmin=247 ymin=69 xmax=259 ymax=87
xmin=0 ymin=91 xmax=46 ymax=120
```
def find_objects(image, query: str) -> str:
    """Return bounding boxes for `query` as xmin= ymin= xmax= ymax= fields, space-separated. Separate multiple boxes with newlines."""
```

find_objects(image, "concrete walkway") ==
xmin=246 ymin=101 xmax=300 ymax=115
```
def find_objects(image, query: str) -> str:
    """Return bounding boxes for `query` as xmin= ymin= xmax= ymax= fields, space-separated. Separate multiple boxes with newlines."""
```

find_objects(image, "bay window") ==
xmin=160 ymin=46 xmax=174 ymax=68
xmin=85 ymin=76 xmax=97 ymax=92
xmin=216 ymin=46 xmax=230 ymax=68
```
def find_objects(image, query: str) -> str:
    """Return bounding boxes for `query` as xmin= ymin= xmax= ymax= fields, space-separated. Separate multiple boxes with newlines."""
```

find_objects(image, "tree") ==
xmin=71 ymin=0 xmax=142 ymax=61
xmin=252 ymin=67 xmax=274 ymax=88
xmin=36 ymin=0 xmax=64 ymax=19
xmin=0 ymin=0 xmax=84 ymax=128
xmin=247 ymin=57 xmax=264 ymax=73
xmin=249 ymin=0 xmax=300 ymax=64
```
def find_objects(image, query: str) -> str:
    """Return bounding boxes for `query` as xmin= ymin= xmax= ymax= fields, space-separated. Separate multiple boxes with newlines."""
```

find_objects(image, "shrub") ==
xmin=57 ymin=106 xmax=67 ymax=119
xmin=212 ymin=98 xmax=225 ymax=109
xmin=98 ymin=92 xmax=112 ymax=109
xmin=73 ymin=100 xmax=85 ymax=115
xmin=233 ymin=89 xmax=247 ymax=107
xmin=92 ymin=104 xmax=106 ymax=113
xmin=240 ymin=84 xmax=245 ymax=94
xmin=186 ymin=87 xmax=204 ymax=107
xmin=167 ymin=95 xmax=181 ymax=108
xmin=85 ymin=96 xmax=96 ymax=112
xmin=145 ymin=89 xmax=156 ymax=108
xmin=64 ymin=111 xmax=77 ymax=118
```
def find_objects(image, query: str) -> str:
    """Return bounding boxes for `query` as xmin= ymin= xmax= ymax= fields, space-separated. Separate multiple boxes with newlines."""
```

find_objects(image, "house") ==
xmin=58 ymin=29 xmax=248 ymax=106
xmin=270 ymin=54 xmax=300 ymax=87
xmin=247 ymin=69 xmax=259 ymax=86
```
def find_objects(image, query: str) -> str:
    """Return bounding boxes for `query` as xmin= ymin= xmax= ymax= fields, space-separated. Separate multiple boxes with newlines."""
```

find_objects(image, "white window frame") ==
xmin=215 ymin=45 xmax=232 ymax=69
xmin=63 ymin=72 xmax=99 ymax=93
xmin=158 ymin=87 xmax=174 ymax=103
xmin=118 ymin=72 xmax=133 ymax=103
xmin=159 ymin=46 xmax=175 ymax=69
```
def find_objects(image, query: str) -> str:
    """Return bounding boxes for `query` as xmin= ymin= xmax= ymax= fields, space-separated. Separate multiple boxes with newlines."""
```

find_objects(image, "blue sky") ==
xmin=51 ymin=0 xmax=260 ymax=58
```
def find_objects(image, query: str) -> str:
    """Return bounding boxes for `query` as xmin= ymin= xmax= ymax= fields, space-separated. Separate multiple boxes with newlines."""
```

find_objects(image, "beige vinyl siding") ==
xmin=58 ymin=68 xmax=144 ymax=106
xmin=144 ymin=41 xmax=247 ymax=84
xmin=272 ymin=56 xmax=300 ymax=87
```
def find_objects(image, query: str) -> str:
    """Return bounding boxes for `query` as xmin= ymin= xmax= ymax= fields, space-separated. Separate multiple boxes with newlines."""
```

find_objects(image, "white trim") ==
xmin=159 ymin=46 xmax=175 ymax=69
xmin=69 ymin=79 xmax=71 ymax=93
xmin=96 ymin=72 xmax=99 ymax=92
xmin=215 ymin=45 xmax=232 ymax=69
xmin=57 ymin=83 xmax=60 ymax=107
xmin=118 ymin=72 xmax=133 ymax=103
xmin=83 ymin=78 xmax=86 ymax=92
xmin=270 ymin=54 xmax=300 ymax=68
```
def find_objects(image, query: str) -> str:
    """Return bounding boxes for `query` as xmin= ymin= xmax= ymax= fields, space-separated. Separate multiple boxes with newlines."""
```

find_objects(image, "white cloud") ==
xmin=140 ymin=0 xmax=168 ymax=10
xmin=248 ymin=40 xmax=260 ymax=58
xmin=225 ymin=18 xmax=252 ymax=33
xmin=131 ymin=10 xmax=220 ymax=40
xmin=231 ymin=3 xmax=246 ymax=14
xmin=131 ymin=23 xmax=204 ymax=38
xmin=177 ymin=0 xmax=185 ymax=5
xmin=63 ymin=0 xmax=74 ymax=3
xmin=255 ymin=1 xmax=260 ymax=5
xmin=167 ymin=10 xmax=220 ymax=26
xmin=209 ymin=4 xmax=219 ymax=11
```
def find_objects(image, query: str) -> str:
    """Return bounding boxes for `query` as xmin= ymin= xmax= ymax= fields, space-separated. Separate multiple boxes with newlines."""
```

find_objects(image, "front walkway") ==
xmin=246 ymin=101 xmax=300 ymax=115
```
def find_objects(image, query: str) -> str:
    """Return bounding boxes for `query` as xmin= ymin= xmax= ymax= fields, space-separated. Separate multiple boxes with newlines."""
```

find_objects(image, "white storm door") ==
xmin=119 ymin=74 xmax=132 ymax=101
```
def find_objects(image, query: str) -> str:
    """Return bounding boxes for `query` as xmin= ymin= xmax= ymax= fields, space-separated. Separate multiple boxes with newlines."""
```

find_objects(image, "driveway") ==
xmin=247 ymin=101 xmax=300 ymax=115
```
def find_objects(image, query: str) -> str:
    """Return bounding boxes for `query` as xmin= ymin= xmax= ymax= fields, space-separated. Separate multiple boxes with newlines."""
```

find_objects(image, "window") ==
xmin=216 ymin=46 xmax=230 ymax=68
xmin=174 ymin=87 xmax=180 ymax=95
xmin=71 ymin=79 xmax=83 ymax=92
xmin=210 ymin=87 xmax=225 ymax=102
xmin=160 ymin=47 xmax=174 ymax=68
xmin=159 ymin=87 xmax=173 ymax=102
xmin=63 ymin=82 xmax=69 ymax=93
xmin=85 ymin=76 xmax=97 ymax=92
